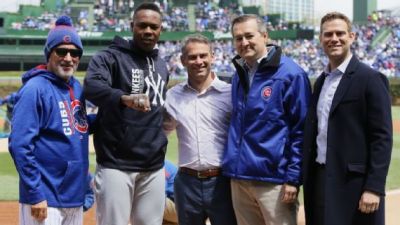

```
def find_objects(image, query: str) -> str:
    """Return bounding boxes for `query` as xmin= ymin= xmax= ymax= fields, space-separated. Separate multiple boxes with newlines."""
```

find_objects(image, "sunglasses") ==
xmin=54 ymin=48 xmax=83 ymax=58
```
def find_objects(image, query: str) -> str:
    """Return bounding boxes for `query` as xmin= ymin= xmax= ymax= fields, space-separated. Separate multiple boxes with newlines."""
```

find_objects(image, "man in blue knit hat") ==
xmin=9 ymin=15 xmax=89 ymax=225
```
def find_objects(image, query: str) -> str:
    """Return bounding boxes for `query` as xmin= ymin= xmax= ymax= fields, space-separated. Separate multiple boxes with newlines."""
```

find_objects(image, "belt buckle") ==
xmin=197 ymin=171 xmax=207 ymax=179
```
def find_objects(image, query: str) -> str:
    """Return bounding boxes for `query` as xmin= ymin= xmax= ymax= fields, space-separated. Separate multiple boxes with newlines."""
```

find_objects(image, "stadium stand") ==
xmin=0 ymin=1 xmax=398 ymax=77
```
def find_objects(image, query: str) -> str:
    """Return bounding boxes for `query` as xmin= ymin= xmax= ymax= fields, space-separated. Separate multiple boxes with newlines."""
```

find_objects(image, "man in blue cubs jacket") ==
xmin=222 ymin=14 xmax=311 ymax=225
xmin=9 ymin=16 xmax=89 ymax=225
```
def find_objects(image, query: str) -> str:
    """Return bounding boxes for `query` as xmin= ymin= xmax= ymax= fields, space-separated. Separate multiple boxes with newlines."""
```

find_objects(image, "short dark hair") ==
xmin=320 ymin=12 xmax=352 ymax=33
xmin=133 ymin=2 xmax=162 ymax=20
xmin=181 ymin=34 xmax=212 ymax=57
xmin=231 ymin=14 xmax=267 ymax=34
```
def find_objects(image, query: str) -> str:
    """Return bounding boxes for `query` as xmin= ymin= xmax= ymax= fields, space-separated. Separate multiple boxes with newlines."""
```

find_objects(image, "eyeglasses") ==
xmin=54 ymin=48 xmax=83 ymax=58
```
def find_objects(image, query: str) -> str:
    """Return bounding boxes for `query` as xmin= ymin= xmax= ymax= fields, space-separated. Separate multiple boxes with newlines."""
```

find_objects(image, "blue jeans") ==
xmin=174 ymin=172 xmax=237 ymax=225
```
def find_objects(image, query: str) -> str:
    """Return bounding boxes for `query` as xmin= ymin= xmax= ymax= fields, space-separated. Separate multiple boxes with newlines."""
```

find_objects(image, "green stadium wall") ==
xmin=2 ymin=28 xmax=313 ymax=41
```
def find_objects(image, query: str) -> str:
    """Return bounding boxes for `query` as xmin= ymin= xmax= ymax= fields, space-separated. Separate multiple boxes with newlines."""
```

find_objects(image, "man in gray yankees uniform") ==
xmin=84 ymin=2 xmax=169 ymax=225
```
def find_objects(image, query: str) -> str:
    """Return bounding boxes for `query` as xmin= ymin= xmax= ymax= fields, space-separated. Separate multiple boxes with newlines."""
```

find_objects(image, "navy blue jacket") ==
xmin=222 ymin=45 xmax=311 ymax=185
xmin=84 ymin=36 xmax=169 ymax=171
xmin=302 ymin=56 xmax=392 ymax=225
xmin=9 ymin=65 xmax=89 ymax=207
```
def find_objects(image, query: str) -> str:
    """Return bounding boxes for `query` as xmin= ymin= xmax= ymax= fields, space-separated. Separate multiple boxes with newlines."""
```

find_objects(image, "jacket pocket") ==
xmin=340 ymin=97 xmax=359 ymax=104
xmin=58 ymin=161 xmax=85 ymax=203
xmin=347 ymin=163 xmax=366 ymax=174
xmin=117 ymin=125 xmax=167 ymax=159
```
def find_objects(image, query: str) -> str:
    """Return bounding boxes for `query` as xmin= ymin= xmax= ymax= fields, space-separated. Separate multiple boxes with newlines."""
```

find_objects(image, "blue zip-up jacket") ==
xmin=9 ymin=65 xmax=89 ymax=207
xmin=222 ymin=45 xmax=311 ymax=186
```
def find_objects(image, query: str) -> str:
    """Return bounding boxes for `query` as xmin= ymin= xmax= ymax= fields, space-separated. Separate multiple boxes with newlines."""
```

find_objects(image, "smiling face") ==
xmin=47 ymin=44 xmax=80 ymax=81
xmin=131 ymin=9 xmax=162 ymax=52
xmin=232 ymin=18 xmax=268 ymax=66
xmin=181 ymin=42 xmax=214 ymax=86
xmin=320 ymin=18 xmax=355 ymax=68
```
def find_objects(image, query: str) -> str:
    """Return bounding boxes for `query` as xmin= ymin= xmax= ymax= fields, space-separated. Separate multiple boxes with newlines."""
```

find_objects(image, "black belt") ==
xmin=315 ymin=162 xmax=326 ymax=170
xmin=179 ymin=167 xmax=221 ymax=179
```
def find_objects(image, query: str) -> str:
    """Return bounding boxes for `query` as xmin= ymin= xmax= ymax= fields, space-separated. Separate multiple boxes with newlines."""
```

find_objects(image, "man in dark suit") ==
xmin=302 ymin=12 xmax=392 ymax=225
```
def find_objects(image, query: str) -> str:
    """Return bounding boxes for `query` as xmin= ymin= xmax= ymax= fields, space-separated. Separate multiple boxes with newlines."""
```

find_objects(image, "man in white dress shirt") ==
xmin=163 ymin=34 xmax=237 ymax=225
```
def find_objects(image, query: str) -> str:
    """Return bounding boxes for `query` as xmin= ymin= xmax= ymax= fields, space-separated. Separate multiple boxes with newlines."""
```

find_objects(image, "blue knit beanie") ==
xmin=44 ymin=16 xmax=83 ymax=62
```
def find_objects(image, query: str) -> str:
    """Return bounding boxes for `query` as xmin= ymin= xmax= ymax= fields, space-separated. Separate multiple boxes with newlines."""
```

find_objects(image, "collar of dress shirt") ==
xmin=246 ymin=46 xmax=275 ymax=71
xmin=184 ymin=72 xmax=226 ymax=93
xmin=324 ymin=54 xmax=353 ymax=76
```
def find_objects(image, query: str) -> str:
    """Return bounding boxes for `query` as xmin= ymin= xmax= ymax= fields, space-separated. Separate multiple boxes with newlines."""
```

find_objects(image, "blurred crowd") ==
xmin=8 ymin=4 xmax=400 ymax=78
xmin=162 ymin=12 xmax=400 ymax=78
xmin=280 ymin=11 xmax=400 ymax=78
xmin=10 ymin=0 xmax=296 ymax=32
xmin=194 ymin=1 xmax=238 ymax=32
xmin=159 ymin=39 xmax=236 ymax=77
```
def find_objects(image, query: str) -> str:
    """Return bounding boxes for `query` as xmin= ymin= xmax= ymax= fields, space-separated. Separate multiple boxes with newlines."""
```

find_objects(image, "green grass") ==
xmin=389 ymin=106 xmax=400 ymax=189
xmin=387 ymin=132 xmax=400 ymax=190
xmin=392 ymin=106 xmax=400 ymax=120
xmin=166 ymin=132 xmax=178 ymax=164
xmin=0 ymin=132 xmax=179 ymax=200
xmin=0 ymin=152 xmax=19 ymax=200
xmin=0 ymin=71 xmax=22 ymax=77
xmin=0 ymin=71 xmax=87 ymax=77
xmin=0 ymin=109 xmax=398 ymax=200
xmin=0 ymin=152 xmax=18 ymax=176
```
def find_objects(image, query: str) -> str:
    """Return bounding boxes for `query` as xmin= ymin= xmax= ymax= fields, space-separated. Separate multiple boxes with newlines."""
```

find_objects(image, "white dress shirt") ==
xmin=316 ymin=55 xmax=352 ymax=164
xmin=164 ymin=75 xmax=232 ymax=170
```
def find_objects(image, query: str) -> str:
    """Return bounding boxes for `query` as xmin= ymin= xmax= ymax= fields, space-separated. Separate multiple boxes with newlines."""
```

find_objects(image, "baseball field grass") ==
xmin=0 ymin=131 xmax=179 ymax=200
xmin=387 ymin=106 xmax=400 ymax=190
xmin=0 ymin=107 xmax=398 ymax=200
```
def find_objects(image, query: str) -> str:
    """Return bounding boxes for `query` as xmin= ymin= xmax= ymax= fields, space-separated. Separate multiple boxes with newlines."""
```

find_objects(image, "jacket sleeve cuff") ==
xmin=285 ymin=181 xmax=300 ymax=188
xmin=364 ymin=178 xmax=386 ymax=196
xmin=363 ymin=188 xmax=385 ymax=197
xmin=111 ymin=90 xmax=126 ymax=108
xmin=363 ymin=183 xmax=386 ymax=196
xmin=27 ymin=188 xmax=46 ymax=205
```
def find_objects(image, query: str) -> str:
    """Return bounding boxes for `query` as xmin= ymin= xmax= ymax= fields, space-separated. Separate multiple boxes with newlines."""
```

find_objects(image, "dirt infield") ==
xmin=0 ymin=202 xmax=96 ymax=225
xmin=0 ymin=120 xmax=399 ymax=224
xmin=0 ymin=190 xmax=399 ymax=225
xmin=394 ymin=120 xmax=400 ymax=133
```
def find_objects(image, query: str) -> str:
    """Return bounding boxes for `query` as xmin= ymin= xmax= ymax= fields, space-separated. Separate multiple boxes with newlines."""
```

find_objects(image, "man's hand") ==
xmin=31 ymin=200 xmax=47 ymax=221
xmin=359 ymin=191 xmax=380 ymax=214
xmin=121 ymin=94 xmax=151 ymax=112
xmin=281 ymin=183 xmax=298 ymax=203
xmin=162 ymin=111 xmax=177 ymax=136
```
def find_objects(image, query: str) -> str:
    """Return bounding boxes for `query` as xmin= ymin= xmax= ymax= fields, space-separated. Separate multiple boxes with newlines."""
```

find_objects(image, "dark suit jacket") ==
xmin=302 ymin=56 xmax=392 ymax=225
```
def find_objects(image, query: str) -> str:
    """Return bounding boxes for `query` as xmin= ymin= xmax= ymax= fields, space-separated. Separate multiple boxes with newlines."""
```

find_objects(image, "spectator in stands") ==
xmin=163 ymin=33 xmax=237 ymax=225
xmin=0 ymin=92 xmax=17 ymax=133
xmin=222 ymin=14 xmax=311 ymax=225
xmin=302 ymin=12 xmax=392 ymax=225
xmin=9 ymin=15 xmax=89 ymax=224
xmin=84 ymin=3 xmax=169 ymax=225
xmin=7 ymin=4 xmax=399 ymax=77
